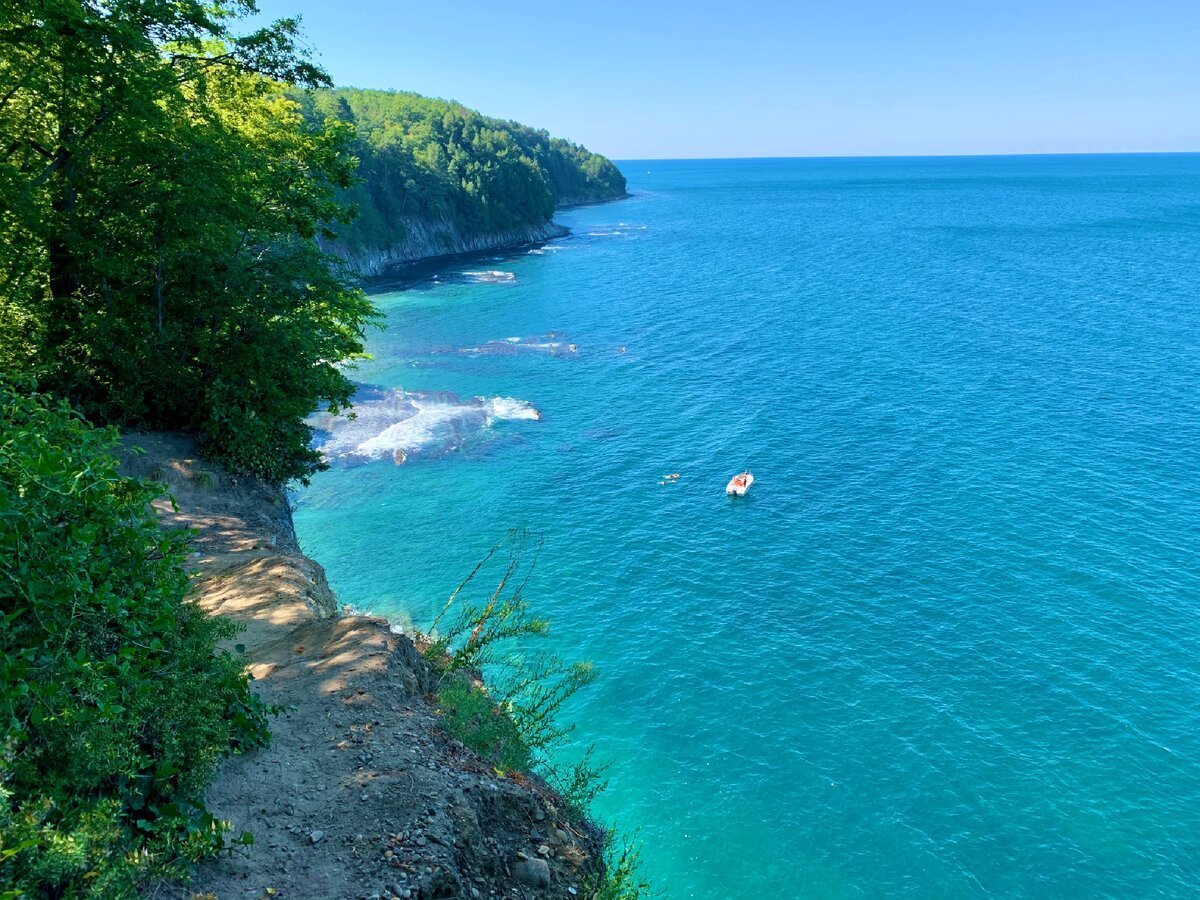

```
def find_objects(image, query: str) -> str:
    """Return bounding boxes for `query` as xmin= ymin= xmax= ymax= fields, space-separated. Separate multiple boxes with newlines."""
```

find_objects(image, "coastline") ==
xmin=330 ymin=219 xmax=570 ymax=279
xmin=332 ymin=192 xmax=631 ymax=280
xmin=120 ymin=433 xmax=606 ymax=898
xmin=553 ymin=192 xmax=633 ymax=210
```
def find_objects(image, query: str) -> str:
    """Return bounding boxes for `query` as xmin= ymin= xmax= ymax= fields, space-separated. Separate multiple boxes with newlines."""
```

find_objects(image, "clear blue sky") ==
xmin=253 ymin=0 xmax=1200 ymax=160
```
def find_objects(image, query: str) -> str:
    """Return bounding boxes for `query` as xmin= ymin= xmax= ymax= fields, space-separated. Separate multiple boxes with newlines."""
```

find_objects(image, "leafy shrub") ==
xmin=426 ymin=530 xmax=598 ymax=762
xmin=0 ymin=384 xmax=270 ymax=897
xmin=426 ymin=530 xmax=651 ymax=898
xmin=434 ymin=675 xmax=531 ymax=774
xmin=587 ymin=831 xmax=656 ymax=900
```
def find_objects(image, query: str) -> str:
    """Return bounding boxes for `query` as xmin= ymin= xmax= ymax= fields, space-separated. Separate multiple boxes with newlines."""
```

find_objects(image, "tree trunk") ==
xmin=46 ymin=35 xmax=78 ymax=352
xmin=155 ymin=251 xmax=164 ymax=333
xmin=45 ymin=146 xmax=78 ymax=350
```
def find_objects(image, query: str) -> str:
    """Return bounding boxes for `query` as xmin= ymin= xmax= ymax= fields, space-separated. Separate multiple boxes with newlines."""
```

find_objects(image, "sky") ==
xmin=252 ymin=0 xmax=1200 ymax=160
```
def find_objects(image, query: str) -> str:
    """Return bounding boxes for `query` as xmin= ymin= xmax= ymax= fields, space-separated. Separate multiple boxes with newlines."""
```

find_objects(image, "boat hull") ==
xmin=726 ymin=472 xmax=754 ymax=496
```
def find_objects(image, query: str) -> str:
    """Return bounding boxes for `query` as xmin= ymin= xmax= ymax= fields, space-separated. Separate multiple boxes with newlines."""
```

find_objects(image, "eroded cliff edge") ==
xmin=329 ymin=217 xmax=570 ymax=279
xmin=121 ymin=434 xmax=604 ymax=899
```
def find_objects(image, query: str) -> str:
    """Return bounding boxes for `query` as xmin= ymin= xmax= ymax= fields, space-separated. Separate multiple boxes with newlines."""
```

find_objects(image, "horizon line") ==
xmin=612 ymin=149 xmax=1200 ymax=163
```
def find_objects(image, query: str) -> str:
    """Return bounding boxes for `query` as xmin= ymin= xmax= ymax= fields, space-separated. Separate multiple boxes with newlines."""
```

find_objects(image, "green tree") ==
xmin=0 ymin=1 xmax=375 ymax=483
xmin=294 ymin=87 xmax=627 ymax=258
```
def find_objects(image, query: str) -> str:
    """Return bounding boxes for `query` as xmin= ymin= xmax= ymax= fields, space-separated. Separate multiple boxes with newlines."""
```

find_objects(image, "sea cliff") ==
xmin=294 ymin=87 xmax=627 ymax=279
xmin=120 ymin=434 xmax=606 ymax=898
xmin=329 ymin=217 xmax=570 ymax=278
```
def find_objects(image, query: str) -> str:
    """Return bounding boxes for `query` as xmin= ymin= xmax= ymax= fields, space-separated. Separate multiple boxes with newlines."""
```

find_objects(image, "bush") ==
xmin=426 ymin=530 xmax=652 ymax=898
xmin=426 ymin=530 xmax=598 ymax=766
xmin=0 ymin=384 xmax=270 ymax=897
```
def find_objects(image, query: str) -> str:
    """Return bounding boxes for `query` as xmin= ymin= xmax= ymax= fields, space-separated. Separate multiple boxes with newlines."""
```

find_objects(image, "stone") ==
xmin=309 ymin=830 xmax=324 ymax=844
xmin=537 ymin=844 xmax=551 ymax=857
xmin=514 ymin=857 xmax=551 ymax=888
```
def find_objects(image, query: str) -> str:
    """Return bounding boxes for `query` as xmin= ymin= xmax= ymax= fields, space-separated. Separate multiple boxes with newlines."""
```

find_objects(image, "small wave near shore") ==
xmin=309 ymin=387 xmax=540 ymax=464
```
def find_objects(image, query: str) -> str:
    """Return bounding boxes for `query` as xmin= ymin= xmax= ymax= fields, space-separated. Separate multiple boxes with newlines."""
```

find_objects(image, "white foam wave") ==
xmin=489 ymin=397 xmax=541 ymax=421
xmin=311 ymin=389 xmax=539 ymax=463
xmin=462 ymin=270 xmax=516 ymax=284
xmin=585 ymin=223 xmax=646 ymax=237
xmin=454 ymin=333 xmax=576 ymax=357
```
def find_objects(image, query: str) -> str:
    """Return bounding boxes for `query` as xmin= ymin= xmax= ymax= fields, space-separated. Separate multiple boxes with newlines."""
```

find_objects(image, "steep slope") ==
xmin=294 ymin=89 xmax=627 ymax=274
xmin=121 ymin=434 xmax=606 ymax=899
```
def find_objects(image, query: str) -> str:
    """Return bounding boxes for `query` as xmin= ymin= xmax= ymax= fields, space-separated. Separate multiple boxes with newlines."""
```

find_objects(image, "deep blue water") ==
xmin=293 ymin=155 xmax=1200 ymax=897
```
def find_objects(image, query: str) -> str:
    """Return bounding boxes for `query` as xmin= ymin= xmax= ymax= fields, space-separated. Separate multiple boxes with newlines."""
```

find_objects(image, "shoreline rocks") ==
xmin=327 ymin=192 xmax=630 ymax=279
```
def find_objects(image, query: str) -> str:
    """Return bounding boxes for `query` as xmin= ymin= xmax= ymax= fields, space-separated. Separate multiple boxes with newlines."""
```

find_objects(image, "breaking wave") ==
xmin=461 ymin=270 xmax=516 ymax=283
xmin=309 ymin=388 xmax=539 ymax=464
xmin=586 ymin=223 xmax=647 ymax=237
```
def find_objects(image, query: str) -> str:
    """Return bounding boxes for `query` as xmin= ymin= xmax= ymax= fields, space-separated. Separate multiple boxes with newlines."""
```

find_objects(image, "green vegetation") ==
xmin=0 ymin=4 xmax=624 ymax=483
xmin=295 ymin=88 xmax=627 ymax=258
xmin=1 ymin=1 xmax=633 ymax=895
xmin=589 ymin=832 xmax=656 ymax=900
xmin=1 ymin=0 xmax=375 ymax=484
xmin=425 ymin=531 xmax=651 ymax=898
xmin=426 ymin=531 xmax=599 ymax=778
xmin=0 ymin=384 xmax=271 ymax=897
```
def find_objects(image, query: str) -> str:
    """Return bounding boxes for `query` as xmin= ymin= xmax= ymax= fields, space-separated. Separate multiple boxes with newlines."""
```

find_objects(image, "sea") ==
xmin=292 ymin=155 xmax=1200 ymax=897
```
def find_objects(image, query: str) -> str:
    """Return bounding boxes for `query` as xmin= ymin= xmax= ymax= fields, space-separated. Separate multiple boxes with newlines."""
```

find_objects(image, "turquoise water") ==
xmin=293 ymin=155 xmax=1200 ymax=897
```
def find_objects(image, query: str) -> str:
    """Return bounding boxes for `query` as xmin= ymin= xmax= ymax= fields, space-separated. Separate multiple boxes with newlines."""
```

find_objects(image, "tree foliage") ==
xmin=0 ymin=384 xmax=271 ymax=897
xmin=294 ymin=88 xmax=628 ymax=256
xmin=0 ymin=0 xmax=376 ymax=483
xmin=0 ymin=2 xmax=634 ymax=896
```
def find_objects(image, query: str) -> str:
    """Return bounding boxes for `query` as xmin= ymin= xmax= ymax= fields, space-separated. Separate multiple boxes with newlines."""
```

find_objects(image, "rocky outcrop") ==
xmin=331 ymin=217 xmax=570 ymax=278
xmin=554 ymin=193 xmax=631 ymax=209
xmin=120 ymin=434 xmax=606 ymax=899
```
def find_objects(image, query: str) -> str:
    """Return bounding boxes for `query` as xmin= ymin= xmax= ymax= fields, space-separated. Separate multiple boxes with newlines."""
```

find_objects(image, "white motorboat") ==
xmin=726 ymin=471 xmax=754 ymax=496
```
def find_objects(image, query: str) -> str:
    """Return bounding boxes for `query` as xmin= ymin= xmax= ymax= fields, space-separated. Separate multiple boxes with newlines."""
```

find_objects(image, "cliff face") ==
xmin=120 ymin=434 xmax=605 ymax=899
xmin=331 ymin=216 xmax=570 ymax=278
xmin=553 ymin=193 xmax=631 ymax=209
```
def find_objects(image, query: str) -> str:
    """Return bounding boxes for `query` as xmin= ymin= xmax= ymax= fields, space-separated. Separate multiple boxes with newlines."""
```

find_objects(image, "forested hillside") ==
xmin=295 ymin=88 xmax=627 ymax=262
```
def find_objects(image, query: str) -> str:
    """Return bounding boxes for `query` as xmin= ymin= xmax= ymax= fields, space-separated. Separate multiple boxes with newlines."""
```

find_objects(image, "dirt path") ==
xmin=120 ymin=434 xmax=603 ymax=900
